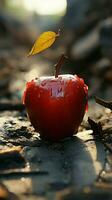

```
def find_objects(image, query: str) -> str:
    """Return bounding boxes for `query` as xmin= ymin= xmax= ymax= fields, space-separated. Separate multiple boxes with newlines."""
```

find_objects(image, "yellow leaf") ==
xmin=28 ymin=31 xmax=59 ymax=56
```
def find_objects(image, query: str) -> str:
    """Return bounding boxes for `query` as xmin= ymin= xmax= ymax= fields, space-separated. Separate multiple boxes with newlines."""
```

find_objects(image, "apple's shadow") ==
xmin=25 ymin=135 xmax=105 ymax=195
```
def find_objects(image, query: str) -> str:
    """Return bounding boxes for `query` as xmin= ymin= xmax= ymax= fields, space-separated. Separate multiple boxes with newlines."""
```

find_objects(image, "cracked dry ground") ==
xmin=0 ymin=101 xmax=112 ymax=200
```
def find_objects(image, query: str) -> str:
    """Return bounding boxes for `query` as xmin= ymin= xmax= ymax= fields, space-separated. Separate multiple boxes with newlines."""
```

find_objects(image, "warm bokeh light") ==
xmin=24 ymin=0 xmax=67 ymax=15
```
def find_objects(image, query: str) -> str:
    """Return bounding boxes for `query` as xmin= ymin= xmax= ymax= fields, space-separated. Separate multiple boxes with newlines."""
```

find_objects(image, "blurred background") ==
xmin=0 ymin=0 xmax=112 ymax=102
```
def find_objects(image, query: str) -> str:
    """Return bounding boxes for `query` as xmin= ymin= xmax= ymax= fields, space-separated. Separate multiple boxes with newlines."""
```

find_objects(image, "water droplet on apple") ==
xmin=38 ymin=93 xmax=40 ymax=98
xmin=50 ymin=88 xmax=53 ymax=96
xmin=58 ymin=76 xmax=62 ymax=81
xmin=41 ymin=82 xmax=46 ymax=86
xmin=58 ymin=87 xmax=62 ymax=93
xmin=80 ymin=78 xmax=84 ymax=85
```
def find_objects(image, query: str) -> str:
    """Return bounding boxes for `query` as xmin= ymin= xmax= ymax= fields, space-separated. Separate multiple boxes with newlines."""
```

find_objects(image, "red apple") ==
xmin=23 ymin=55 xmax=88 ymax=141
xmin=23 ymin=72 xmax=88 ymax=141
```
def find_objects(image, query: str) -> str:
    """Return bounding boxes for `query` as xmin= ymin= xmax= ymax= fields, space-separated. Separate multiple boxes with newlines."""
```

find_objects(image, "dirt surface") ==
xmin=0 ymin=102 xmax=112 ymax=200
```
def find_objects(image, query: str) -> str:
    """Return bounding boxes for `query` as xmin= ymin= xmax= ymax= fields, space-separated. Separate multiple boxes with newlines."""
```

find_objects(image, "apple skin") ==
xmin=23 ymin=74 xmax=88 ymax=141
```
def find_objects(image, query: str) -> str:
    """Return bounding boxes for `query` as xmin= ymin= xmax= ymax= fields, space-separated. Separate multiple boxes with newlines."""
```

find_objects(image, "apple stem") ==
xmin=55 ymin=54 xmax=68 ymax=78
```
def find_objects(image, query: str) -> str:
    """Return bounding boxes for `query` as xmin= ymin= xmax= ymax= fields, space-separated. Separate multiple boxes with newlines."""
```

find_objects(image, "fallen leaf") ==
xmin=28 ymin=31 xmax=59 ymax=56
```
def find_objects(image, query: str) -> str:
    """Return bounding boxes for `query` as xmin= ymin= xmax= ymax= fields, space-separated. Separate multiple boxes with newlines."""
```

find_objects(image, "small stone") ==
xmin=0 ymin=183 xmax=18 ymax=200
xmin=0 ymin=147 xmax=25 ymax=170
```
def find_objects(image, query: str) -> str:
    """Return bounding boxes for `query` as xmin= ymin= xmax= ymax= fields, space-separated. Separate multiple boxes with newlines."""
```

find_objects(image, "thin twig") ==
xmin=95 ymin=96 xmax=112 ymax=110
xmin=0 ymin=170 xmax=48 ymax=178
xmin=0 ymin=103 xmax=25 ymax=111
